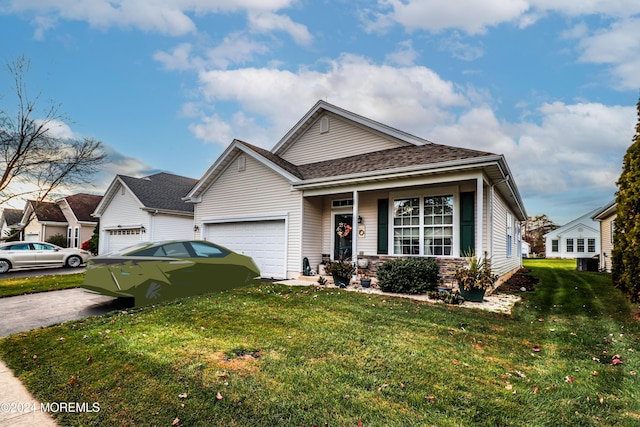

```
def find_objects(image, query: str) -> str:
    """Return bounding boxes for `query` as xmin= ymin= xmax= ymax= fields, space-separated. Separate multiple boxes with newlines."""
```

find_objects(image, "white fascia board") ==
xmin=140 ymin=207 xmax=194 ymax=217
xmin=185 ymin=140 xmax=301 ymax=202
xmin=200 ymin=213 xmax=289 ymax=224
xmin=94 ymin=176 xmax=145 ymax=216
xmin=271 ymin=100 xmax=430 ymax=154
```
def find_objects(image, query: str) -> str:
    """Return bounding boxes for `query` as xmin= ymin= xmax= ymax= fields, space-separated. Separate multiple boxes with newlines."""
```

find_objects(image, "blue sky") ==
xmin=1 ymin=0 xmax=638 ymax=225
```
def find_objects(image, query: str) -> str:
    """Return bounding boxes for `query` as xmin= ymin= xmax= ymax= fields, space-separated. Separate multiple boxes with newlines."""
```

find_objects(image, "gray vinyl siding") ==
xmin=194 ymin=153 xmax=302 ymax=277
xmin=280 ymin=113 xmax=408 ymax=165
xmin=302 ymin=197 xmax=323 ymax=271
xmin=491 ymin=192 xmax=521 ymax=277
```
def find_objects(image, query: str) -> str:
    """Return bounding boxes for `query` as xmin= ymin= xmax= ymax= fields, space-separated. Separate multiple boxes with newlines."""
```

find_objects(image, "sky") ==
xmin=0 ymin=0 xmax=638 ymax=225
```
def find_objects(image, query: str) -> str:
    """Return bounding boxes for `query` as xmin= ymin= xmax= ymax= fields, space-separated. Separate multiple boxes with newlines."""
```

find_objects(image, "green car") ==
xmin=82 ymin=240 xmax=261 ymax=306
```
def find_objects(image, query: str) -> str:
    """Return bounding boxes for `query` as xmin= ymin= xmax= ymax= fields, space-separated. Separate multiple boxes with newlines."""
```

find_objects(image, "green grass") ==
xmin=0 ymin=260 xmax=638 ymax=426
xmin=0 ymin=273 xmax=83 ymax=298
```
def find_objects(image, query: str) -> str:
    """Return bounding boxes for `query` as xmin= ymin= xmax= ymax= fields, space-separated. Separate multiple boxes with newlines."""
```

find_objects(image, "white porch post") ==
xmin=352 ymin=190 xmax=359 ymax=261
xmin=476 ymin=176 xmax=484 ymax=258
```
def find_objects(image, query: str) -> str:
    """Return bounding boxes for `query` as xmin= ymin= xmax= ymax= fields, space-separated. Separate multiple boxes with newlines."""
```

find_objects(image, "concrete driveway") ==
xmin=0 ymin=289 xmax=132 ymax=337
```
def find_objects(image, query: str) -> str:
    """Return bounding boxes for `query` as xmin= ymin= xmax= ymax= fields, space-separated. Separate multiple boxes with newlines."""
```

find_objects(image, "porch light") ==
xmin=358 ymin=216 xmax=363 ymax=224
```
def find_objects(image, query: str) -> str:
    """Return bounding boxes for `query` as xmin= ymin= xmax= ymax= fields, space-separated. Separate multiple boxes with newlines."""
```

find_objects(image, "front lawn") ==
xmin=0 ymin=273 xmax=83 ymax=298
xmin=0 ymin=260 xmax=638 ymax=426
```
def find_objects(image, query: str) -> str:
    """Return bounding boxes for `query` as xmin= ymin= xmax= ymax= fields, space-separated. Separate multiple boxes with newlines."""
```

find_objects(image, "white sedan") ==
xmin=0 ymin=241 xmax=91 ymax=273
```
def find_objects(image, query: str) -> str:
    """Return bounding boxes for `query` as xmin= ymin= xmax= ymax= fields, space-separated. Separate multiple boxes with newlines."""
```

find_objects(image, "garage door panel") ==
xmin=205 ymin=220 xmax=286 ymax=279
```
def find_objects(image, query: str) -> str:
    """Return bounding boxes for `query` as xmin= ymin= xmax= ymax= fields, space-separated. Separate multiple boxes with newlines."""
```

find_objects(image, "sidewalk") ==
xmin=0 ymin=360 xmax=57 ymax=427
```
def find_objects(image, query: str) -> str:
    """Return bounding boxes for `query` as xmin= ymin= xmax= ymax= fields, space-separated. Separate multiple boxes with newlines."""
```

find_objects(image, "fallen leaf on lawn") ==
xmin=532 ymin=346 xmax=541 ymax=352
xmin=425 ymin=395 xmax=436 ymax=402
xmin=630 ymin=371 xmax=637 ymax=376
xmin=172 ymin=418 xmax=180 ymax=426
xmin=533 ymin=386 xmax=539 ymax=394
xmin=452 ymin=359 xmax=459 ymax=364
xmin=178 ymin=393 xmax=187 ymax=399
xmin=68 ymin=376 xmax=78 ymax=386
xmin=514 ymin=370 xmax=527 ymax=378
xmin=564 ymin=376 xmax=574 ymax=383
xmin=344 ymin=394 xmax=351 ymax=399
xmin=358 ymin=420 xmax=363 ymax=427
xmin=86 ymin=357 xmax=93 ymax=363
xmin=612 ymin=358 xmax=623 ymax=365
xmin=216 ymin=392 xmax=223 ymax=400
xmin=598 ymin=395 xmax=604 ymax=404
xmin=591 ymin=371 xmax=598 ymax=376
xmin=505 ymin=384 xmax=513 ymax=390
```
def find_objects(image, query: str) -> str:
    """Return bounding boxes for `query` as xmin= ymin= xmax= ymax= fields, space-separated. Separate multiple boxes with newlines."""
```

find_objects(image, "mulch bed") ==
xmin=497 ymin=268 xmax=539 ymax=293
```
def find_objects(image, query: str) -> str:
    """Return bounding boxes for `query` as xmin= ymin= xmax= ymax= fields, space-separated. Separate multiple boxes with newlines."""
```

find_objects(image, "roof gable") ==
xmin=272 ymin=101 xmax=430 ymax=160
xmin=1 ymin=209 xmax=23 ymax=227
xmin=63 ymin=193 xmax=103 ymax=222
xmin=119 ymin=173 xmax=197 ymax=214
xmin=544 ymin=208 xmax=601 ymax=238
xmin=25 ymin=200 xmax=67 ymax=223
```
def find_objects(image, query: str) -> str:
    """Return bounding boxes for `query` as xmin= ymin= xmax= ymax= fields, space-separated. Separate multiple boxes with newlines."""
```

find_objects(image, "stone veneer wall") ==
xmin=356 ymin=255 xmax=468 ymax=287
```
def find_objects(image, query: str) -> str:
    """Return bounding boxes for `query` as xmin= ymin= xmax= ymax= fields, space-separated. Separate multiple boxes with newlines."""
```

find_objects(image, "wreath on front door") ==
xmin=336 ymin=222 xmax=352 ymax=238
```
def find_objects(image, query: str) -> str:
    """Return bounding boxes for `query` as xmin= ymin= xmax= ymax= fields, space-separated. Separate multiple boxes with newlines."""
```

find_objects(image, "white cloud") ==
xmin=573 ymin=18 xmax=640 ymax=90
xmin=385 ymin=40 xmax=419 ymax=66
xmin=7 ymin=0 xmax=298 ymax=37
xmin=190 ymin=54 xmax=469 ymax=147
xmin=248 ymin=11 xmax=313 ymax=46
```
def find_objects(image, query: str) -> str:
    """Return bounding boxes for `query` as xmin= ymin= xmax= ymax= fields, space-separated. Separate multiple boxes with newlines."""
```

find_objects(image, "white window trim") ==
xmin=388 ymin=186 xmax=460 ymax=258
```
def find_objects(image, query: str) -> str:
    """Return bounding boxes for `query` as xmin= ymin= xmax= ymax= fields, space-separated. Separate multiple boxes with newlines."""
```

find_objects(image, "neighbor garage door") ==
xmin=105 ymin=228 xmax=144 ymax=254
xmin=205 ymin=220 xmax=286 ymax=279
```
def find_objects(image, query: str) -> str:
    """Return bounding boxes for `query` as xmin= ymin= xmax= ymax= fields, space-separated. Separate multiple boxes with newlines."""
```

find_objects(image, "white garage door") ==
xmin=205 ymin=220 xmax=286 ymax=279
xmin=105 ymin=228 xmax=144 ymax=254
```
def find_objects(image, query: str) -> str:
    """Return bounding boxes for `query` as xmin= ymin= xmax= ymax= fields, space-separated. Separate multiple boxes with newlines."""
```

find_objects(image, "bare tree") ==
xmin=0 ymin=56 xmax=107 ymax=238
xmin=1 ymin=56 xmax=107 ymax=203
xmin=522 ymin=214 xmax=558 ymax=255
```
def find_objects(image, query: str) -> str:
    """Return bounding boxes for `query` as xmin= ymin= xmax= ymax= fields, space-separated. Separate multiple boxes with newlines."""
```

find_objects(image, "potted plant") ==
xmin=324 ymin=259 xmax=356 ymax=288
xmin=360 ymin=273 xmax=372 ymax=288
xmin=454 ymin=253 xmax=498 ymax=302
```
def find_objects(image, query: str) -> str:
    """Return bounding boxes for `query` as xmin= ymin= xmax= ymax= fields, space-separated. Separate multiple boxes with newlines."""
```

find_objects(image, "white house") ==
xmin=544 ymin=209 xmax=601 ymax=259
xmin=185 ymin=101 xmax=527 ymax=283
xmin=92 ymin=172 xmax=197 ymax=254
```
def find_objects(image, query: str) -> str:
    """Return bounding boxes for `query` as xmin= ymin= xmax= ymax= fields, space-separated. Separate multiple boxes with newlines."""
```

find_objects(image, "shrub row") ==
xmin=376 ymin=258 xmax=440 ymax=294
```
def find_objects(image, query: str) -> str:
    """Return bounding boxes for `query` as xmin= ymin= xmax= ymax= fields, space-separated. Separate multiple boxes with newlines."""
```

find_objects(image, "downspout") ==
xmin=489 ymin=175 xmax=510 ymax=259
xmin=352 ymin=190 xmax=359 ymax=281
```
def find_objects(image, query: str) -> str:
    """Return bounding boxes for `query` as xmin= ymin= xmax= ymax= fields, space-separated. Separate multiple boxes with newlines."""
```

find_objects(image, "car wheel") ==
xmin=0 ymin=260 xmax=10 ymax=273
xmin=66 ymin=255 xmax=83 ymax=268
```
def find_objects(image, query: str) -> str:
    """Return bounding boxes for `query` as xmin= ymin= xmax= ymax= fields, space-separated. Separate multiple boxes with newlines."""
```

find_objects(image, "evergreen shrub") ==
xmin=377 ymin=258 xmax=440 ymax=294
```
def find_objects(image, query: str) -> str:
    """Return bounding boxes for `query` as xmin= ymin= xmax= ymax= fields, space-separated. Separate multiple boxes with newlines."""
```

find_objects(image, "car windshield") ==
xmin=127 ymin=241 xmax=230 ymax=258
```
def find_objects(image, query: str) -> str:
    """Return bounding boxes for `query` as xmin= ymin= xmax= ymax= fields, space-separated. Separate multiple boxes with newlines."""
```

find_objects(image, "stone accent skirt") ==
xmin=356 ymin=255 xmax=467 ymax=287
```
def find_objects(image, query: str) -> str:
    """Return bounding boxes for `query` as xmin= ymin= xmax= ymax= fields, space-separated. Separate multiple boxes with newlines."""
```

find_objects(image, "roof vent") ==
xmin=237 ymin=154 xmax=246 ymax=172
xmin=319 ymin=116 xmax=329 ymax=134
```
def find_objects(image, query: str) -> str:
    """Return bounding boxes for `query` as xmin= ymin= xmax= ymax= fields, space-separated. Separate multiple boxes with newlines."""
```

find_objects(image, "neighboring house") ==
xmin=55 ymin=193 xmax=103 ymax=248
xmin=543 ymin=209 xmax=601 ymax=259
xmin=0 ymin=208 xmax=24 ymax=240
xmin=185 ymin=100 xmax=527 ymax=281
xmin=521 ymin=240 xmax=531 ymax=258
xmin=21 ymin=200 xmax=68 ymax=242
xmin=93 ymin=172 xmax=198 ymax=254
xmin=592 ymin=200 xmax=616 ymax=272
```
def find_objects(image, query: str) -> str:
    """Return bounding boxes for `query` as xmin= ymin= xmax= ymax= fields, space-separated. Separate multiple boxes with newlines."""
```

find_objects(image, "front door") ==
xmin=334 ymin=214 xmax=353 ymax=260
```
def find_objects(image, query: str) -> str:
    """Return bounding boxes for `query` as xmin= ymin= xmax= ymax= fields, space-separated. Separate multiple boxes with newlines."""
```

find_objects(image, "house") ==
xmin=21 ymin=200 xmax=68 ymax=242
xmin=521 ymin=240 xmax=531 ymax=258
xmin=92 ymin=172 xmax=198 ymax=254
xmin=543 ymin=209 xmax=601 ymax=259
xmin=0 ymin=208 xmax=24 ymax=240
xmin=55 ymin=193 xmax=103 ymax=248
xmin=185 ymin=101 xmax=527 ymax=282
xmin=592 ymin=200 xmax=616 ymax=272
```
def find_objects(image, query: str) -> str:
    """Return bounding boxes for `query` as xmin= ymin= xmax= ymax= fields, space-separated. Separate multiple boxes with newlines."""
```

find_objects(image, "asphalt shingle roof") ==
xmin=65 ymin=193 xmax=102 ymax=222
xmin=119 ymin=172 xmax=197 ymax=213
xmin=28 ymin=201 xmax=67 ymax=222
xmin=1 ymin=209 xmax=23 ymax=226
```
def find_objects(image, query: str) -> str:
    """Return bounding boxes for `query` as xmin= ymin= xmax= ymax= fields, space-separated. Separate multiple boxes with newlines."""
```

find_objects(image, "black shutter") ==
xmin=377 ymin=199 xmax=389 ymax=254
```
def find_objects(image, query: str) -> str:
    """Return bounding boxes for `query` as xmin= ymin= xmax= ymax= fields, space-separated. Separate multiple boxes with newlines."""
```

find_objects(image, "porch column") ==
xmin=475 ymin=176 xmax=484 ymax=258
xmin=352 ymin=190 xmax=359 ymax=262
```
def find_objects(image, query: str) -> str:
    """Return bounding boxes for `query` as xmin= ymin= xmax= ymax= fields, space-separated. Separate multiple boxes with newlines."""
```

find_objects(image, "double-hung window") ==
xmin=506 ymin=212 xmax=513 ymax=257
xmin=566 ymin=238 xmax=574 ymax=253
xmin=424 ymin=196 xmax=454 ymax=256
xmin=392 ymin=195 xmax=454 ymax=256
xmin=577 ymin=238 xmax=585 ymax=253
xmin=393 ymin=198 xmax=420 ymax=255
xmin=551 ymin=239 xmax=559 ymax=252
xmin=588 ymin=238 xmax=596 ymax=253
